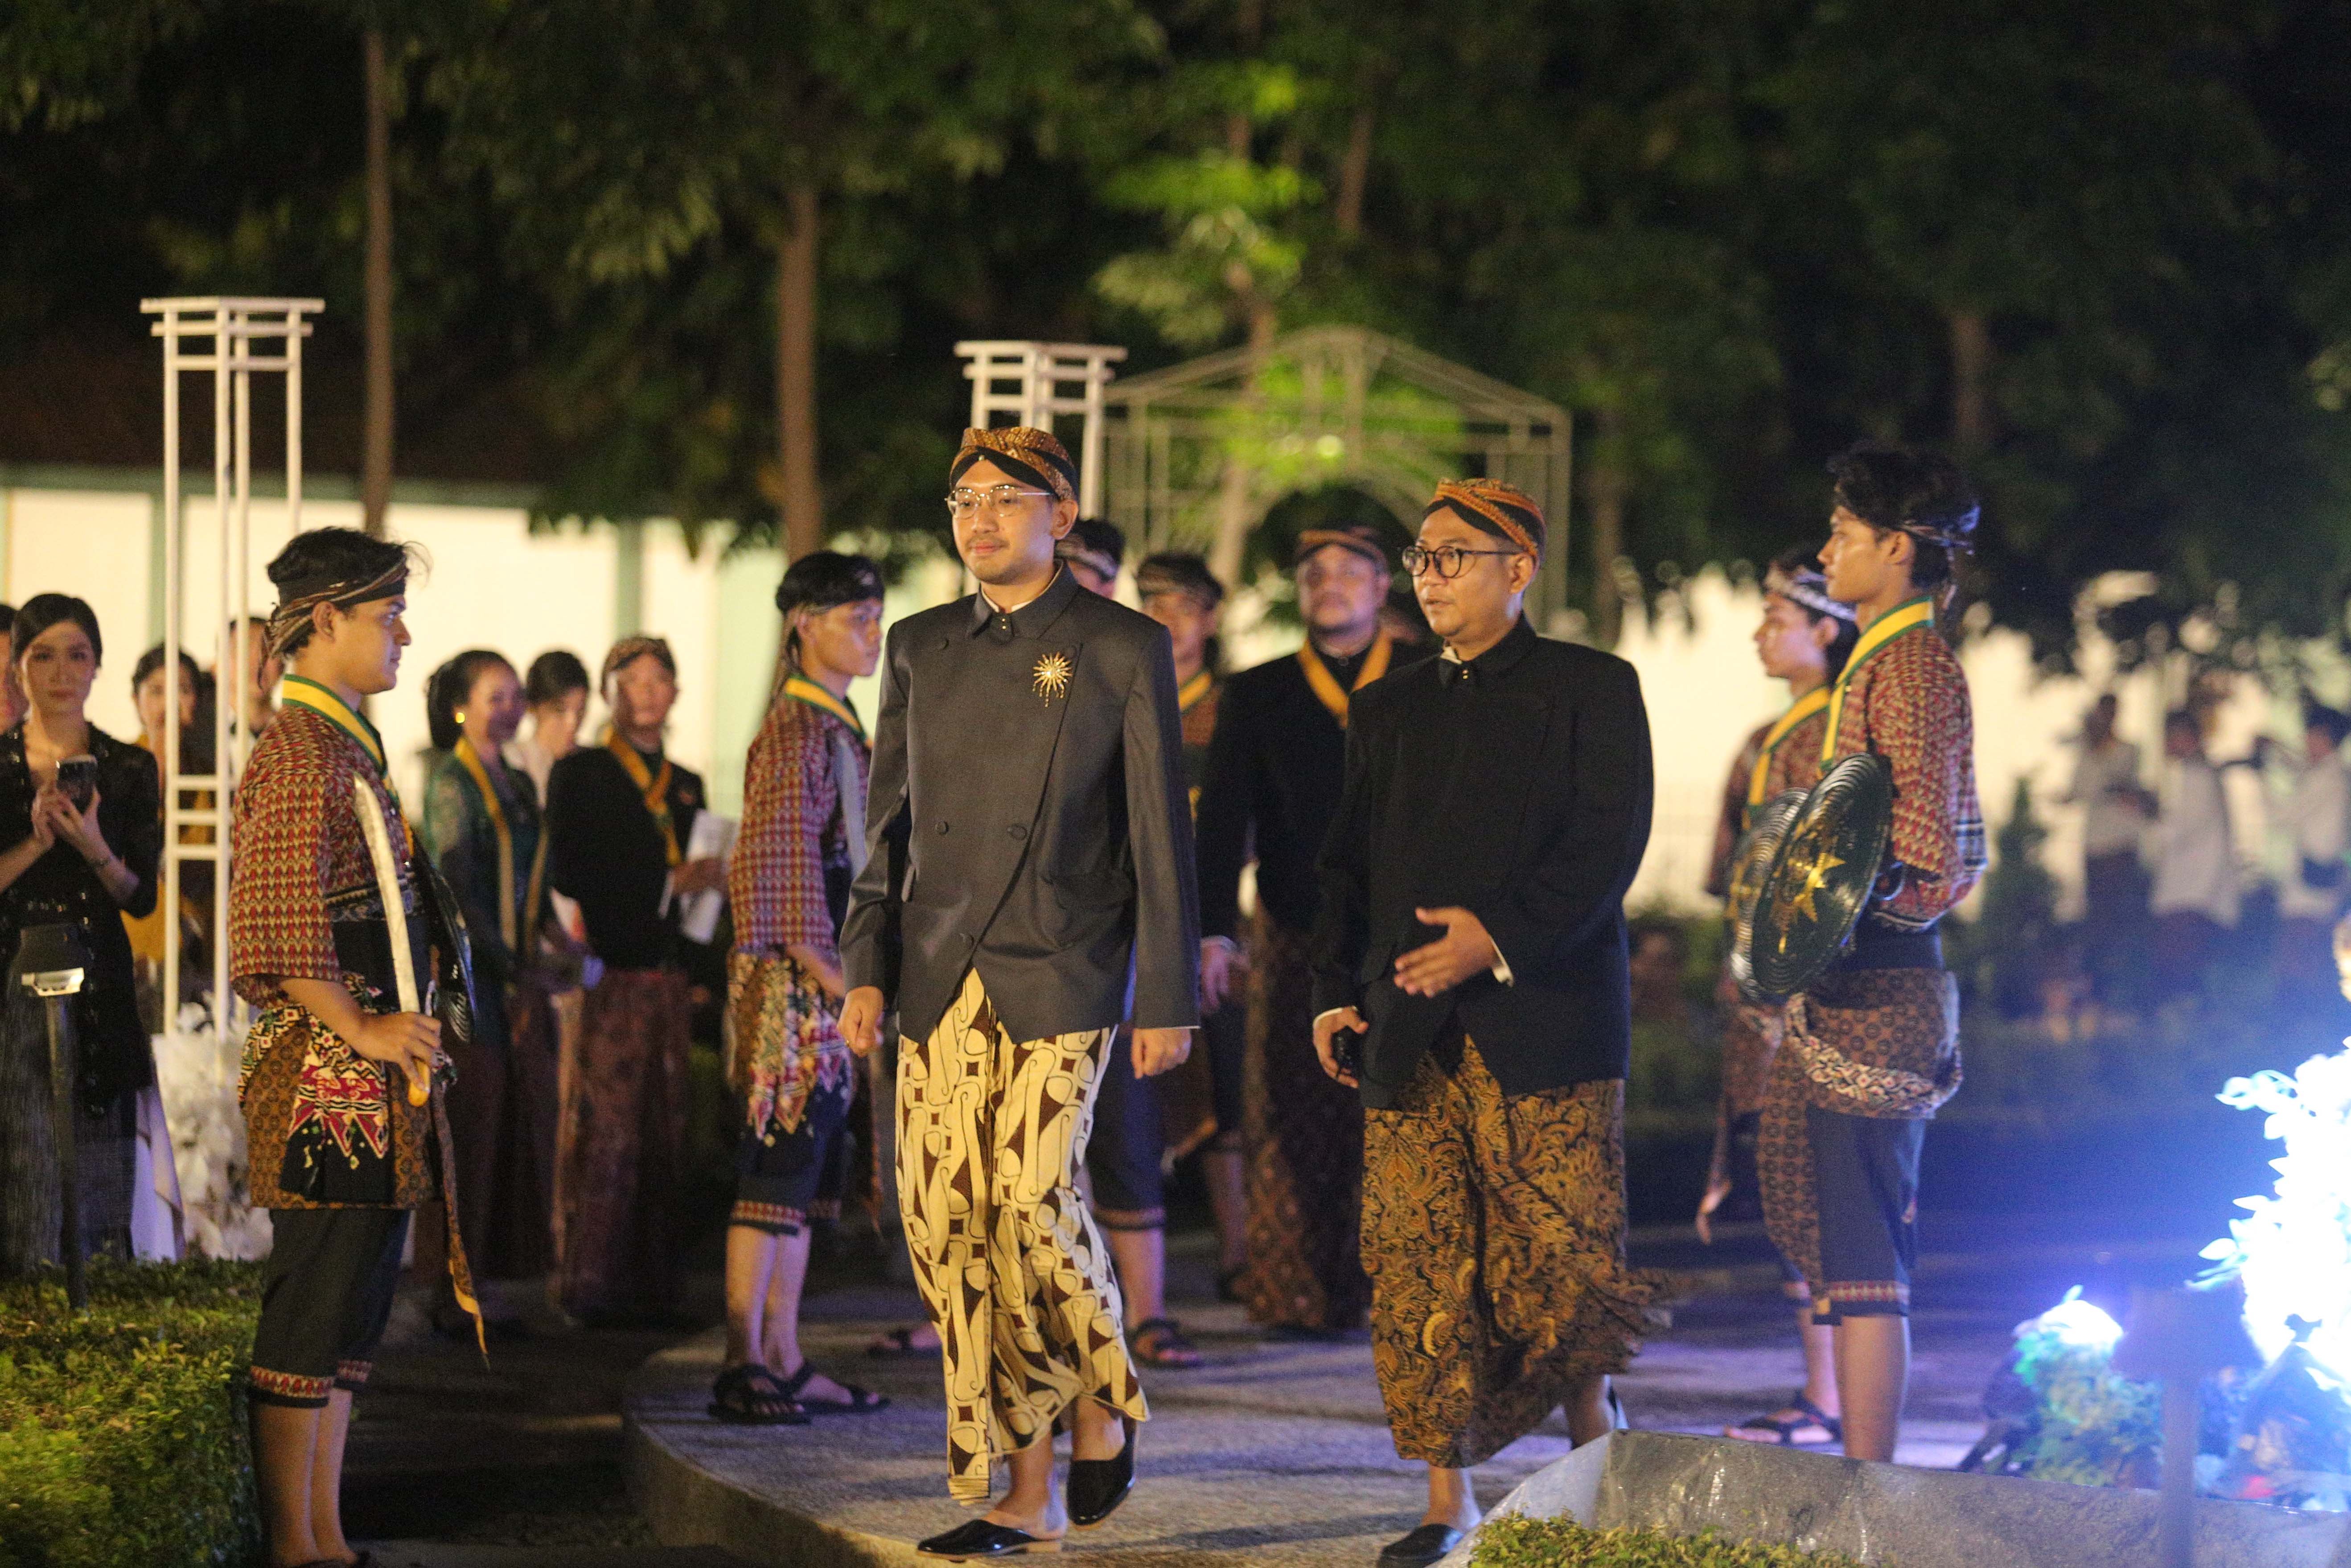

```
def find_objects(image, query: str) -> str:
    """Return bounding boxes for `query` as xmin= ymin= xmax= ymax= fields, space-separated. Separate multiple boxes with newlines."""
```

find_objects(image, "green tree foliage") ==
xmin=4 ymin=0 xmax=2351 ymax=651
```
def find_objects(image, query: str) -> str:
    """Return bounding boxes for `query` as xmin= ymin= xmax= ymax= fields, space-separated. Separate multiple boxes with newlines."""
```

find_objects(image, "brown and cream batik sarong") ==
xmin=1362 ymin=1029 xmax=1652 ymax=1468
xmin=898 ymin=968 xmax=1148 ymax=1504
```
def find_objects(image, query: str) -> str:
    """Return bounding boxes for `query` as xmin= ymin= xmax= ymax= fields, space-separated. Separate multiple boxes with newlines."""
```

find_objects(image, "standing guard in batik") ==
xmin=714 ymin=551 xmax=891 ymax=1425
xmin=838 ymin=426 xmax=1200 ymax=1556
xmin=1759 ymin=443 xmax=1985 ymax=1465
xmin=234 ymin=527 xmax=474 ymax=1568
xmin=1314 ymin=481 xmax=1655 ymax=1568
xmin=1194 ymin=523 xmax=1396 ymax=1336
xmin=1701 ymin=550 xmax=1857 ymax=1450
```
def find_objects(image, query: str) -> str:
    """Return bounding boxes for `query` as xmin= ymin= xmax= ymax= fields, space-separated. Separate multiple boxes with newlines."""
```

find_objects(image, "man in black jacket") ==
xmin=838 ymin=426 xmax=1199 ymax=1551
xmin=1194 ymin=523 xmax=1397 ymax=1333
xmin=1313 ymin=479 xmax=1655 ymax=1568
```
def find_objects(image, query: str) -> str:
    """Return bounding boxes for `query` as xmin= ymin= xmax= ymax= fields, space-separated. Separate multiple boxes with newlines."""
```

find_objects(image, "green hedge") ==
xmin=0 ymin=1260 xmax=263 ymax=1568
xmin=1471 ymin=1515 xmax=1868 ymax=1567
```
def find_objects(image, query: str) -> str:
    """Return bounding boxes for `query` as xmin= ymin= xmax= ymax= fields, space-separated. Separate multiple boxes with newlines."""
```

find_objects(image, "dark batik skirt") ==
xmin=552 ymin=966 xmax=692 ymax=1317
xmin=1361 ymin=1030 xmax=1653 ymax=1468
xmin=1239 ymin=911 xmax=1370 ymax=1332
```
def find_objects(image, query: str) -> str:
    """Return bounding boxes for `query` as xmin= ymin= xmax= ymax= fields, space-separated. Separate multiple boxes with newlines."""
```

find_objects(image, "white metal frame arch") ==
xmin=141 ymin=296 xmax=323 ymax=1035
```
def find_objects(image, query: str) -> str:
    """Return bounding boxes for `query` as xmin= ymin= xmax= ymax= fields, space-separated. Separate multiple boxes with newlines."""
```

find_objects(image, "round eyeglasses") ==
xmin=1400 ymin=544 xmax=1522 ymax=579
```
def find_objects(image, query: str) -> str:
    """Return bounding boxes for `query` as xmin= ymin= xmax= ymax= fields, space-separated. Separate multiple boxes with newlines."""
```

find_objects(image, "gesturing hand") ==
xmin=1132 ymin=1026 xmax=1193 ymax=1078
xmin=839 ymin=985 xmax=886 ymax=1058
xmin=1392 ymin=906 xmax=1499 ymax=997
xmin=1312 ymin=1006 xmax=1364 ymax=1088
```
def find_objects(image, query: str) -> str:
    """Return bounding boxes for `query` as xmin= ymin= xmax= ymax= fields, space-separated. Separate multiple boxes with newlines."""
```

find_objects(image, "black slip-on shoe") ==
xmin=1377 ymin=1523 xmax=1467 ymax=1568
xmin=1066 ymin=1414 xmax=1138 ymax=1527
xmin=915 ymin=1519 xmax=1063 ymax=1559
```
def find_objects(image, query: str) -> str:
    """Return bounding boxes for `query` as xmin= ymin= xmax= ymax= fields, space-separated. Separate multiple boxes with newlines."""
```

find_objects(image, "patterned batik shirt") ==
xmin=230 ymin=703 xmax=432 ymax=1208
xmin=726 ymin=689 xmax=869 ymax=1138
xmin=1824 ymin=612 xmax=1986 ymax=931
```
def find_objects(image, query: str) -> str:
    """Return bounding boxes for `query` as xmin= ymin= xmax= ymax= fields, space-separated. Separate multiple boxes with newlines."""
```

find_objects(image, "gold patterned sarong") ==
xmin=898 ymin=969 xmax=1148 ymax=1504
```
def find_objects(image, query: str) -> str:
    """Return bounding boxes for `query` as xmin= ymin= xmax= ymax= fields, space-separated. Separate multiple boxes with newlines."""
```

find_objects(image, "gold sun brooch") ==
xmin=1032 ymin=651 xmax=1073 ymax=702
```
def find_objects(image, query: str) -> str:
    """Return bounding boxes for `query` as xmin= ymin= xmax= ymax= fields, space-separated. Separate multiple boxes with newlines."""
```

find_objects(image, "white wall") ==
xmin=2 ymin=480 xmax=2303 ymax=922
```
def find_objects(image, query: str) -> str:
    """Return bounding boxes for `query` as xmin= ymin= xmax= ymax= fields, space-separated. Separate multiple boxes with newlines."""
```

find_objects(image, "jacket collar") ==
xmin=1436 ymin=615 xmax=1538 ymax=687
xmin=969 ymin=562 xmax=1081 ymax=640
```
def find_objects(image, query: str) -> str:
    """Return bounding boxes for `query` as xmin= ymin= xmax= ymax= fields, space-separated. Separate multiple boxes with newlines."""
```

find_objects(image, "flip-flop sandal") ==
xmin=865 ymin=1324 xmax=937 ymax=1359
xmin=775 ymin=1359 xmax=890 ymax=1414
xmin=1726 ymin=1391 xmax=1840 ymax=1446
xmin=1129 ymin=1316 xmax=1204 ymax=1368
xmin=708 ymin=1362 xmax=810 ymax=1425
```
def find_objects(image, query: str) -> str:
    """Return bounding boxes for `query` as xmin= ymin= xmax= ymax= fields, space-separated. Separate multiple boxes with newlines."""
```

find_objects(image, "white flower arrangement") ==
xmin=152 ymin=1002 xmax=271 ymax=1260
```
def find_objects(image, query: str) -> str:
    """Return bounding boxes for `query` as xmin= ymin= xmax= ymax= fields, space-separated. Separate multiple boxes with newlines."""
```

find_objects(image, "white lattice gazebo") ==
xmin=1098 ymin=325 xmax=1573 ymax=624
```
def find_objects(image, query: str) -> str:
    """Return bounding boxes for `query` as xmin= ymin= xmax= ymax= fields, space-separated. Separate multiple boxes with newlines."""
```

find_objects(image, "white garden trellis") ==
xmin=140 ymin=297 xmax=323 ymax=1036
xmin=954 ymin=341 xmax=1127 ymax=516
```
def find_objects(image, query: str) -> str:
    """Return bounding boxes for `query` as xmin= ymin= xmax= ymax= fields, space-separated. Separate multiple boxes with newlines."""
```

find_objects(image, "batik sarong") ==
xmin=898 ymin=968 xmax=1147 ymax=1505
xmin=1239 ymin=912 xmax=1369 ymax=1331
xmin=551 ymin=965 xmax=691 ymax=1317
xmin=1361 ymin=1029 xmax=1652 ymax=1467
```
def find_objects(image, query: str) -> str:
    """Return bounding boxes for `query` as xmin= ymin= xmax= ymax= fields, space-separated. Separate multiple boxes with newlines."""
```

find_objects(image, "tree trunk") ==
xmin=776 ymin=182 xmax=823 ymax=561
xmin=1336 ymin=105 xmax=1374 ymax=238
xmin=1583 ymin=404 xmax=1629 ymax=647
xmin=1208 ymin=298 xmax=1281 ymax=586
xmin=361 ymin=30 xmax=394 ymax=539
xmin=1949 ymin=309 xmax=1992 ymax=452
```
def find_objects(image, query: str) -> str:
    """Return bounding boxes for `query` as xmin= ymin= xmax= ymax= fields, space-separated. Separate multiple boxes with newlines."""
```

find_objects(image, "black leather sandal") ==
xmin=1128 ymin=1317 xmax=1203 ymax=1368
xmin=708 ymin=1363 xmax=810 ymax=1425
xmin=1725 ymin=1391 xmax=1840 ymax=1446
xmin=915 ymin=1519 xmax=1063 ymax=1559
xmin=775 ymin=1359 xmax=889 ymax=1415
xmin=1066 ymin=1412 xmax=1137 ymax=1528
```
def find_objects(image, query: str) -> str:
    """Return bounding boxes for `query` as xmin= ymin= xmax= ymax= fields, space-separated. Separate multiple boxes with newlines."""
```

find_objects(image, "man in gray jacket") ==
xmin=838 ymin=425 xmax=1200 ymax=1552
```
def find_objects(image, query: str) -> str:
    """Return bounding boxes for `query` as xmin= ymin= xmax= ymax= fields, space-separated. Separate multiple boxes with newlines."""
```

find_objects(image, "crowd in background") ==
xmin=2061 ymin=689 xmax=2351 ymax=1025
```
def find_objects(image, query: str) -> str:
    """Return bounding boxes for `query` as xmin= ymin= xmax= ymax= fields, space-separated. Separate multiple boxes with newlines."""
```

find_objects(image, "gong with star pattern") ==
xmin=1748 ymin=751 xmax=1895 ymax=998
xmin=1727 ymin=787 xmax=1807 ymax=1003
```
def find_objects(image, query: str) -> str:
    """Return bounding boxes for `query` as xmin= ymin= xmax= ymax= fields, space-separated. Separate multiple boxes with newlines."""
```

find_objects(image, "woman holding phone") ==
xmin=0 ymin=593 xmax=164 ymax=1276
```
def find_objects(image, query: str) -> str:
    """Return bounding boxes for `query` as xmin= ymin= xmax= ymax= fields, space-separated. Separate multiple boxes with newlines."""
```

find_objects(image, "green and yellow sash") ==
xmin=1821 ymin=597 xmax=1936 ymax=766
xmin=1747 ymin=685 xmax=1831 ymax=810
xmin=782 ymin=675 xmax=864 ymax=743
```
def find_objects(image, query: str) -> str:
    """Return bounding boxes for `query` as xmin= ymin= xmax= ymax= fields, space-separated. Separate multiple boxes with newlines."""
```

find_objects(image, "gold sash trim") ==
xmin=1297 ymin=631 xmax=1393 ymax=728
xmin=453 ymin=735 xmax=546 ymax=954
xmin=604 ymin=730 xmax=681 ymax=867
xmin=1747 ymin=686 xmax=1831 ymax=810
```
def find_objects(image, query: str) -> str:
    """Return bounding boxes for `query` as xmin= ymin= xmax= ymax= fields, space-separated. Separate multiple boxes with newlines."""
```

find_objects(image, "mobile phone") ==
xmin=55 ymin=755 xmax=97 ymax=812
xmin=1333 ymin=1022 xmax=1363 ymax=1079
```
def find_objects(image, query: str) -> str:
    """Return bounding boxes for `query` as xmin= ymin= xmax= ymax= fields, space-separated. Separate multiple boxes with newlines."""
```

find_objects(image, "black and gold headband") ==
xmin=264 ymin=559 xmax=410 ymax=660
xmin=1426 ymin=478 xmax=1547 ymax=563
xmin=950 ymin=426 xmax=1079 ymax=505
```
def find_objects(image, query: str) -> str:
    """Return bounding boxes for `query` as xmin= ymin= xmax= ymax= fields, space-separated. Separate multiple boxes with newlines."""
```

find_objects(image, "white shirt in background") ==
xmin=2065 ymin=738 xmax=2145 ymax=859
xmin=2150 ymin=754 xmax=2239 ymax=927
xmin=2279 ymin=751 xmax=2351 ymax=921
